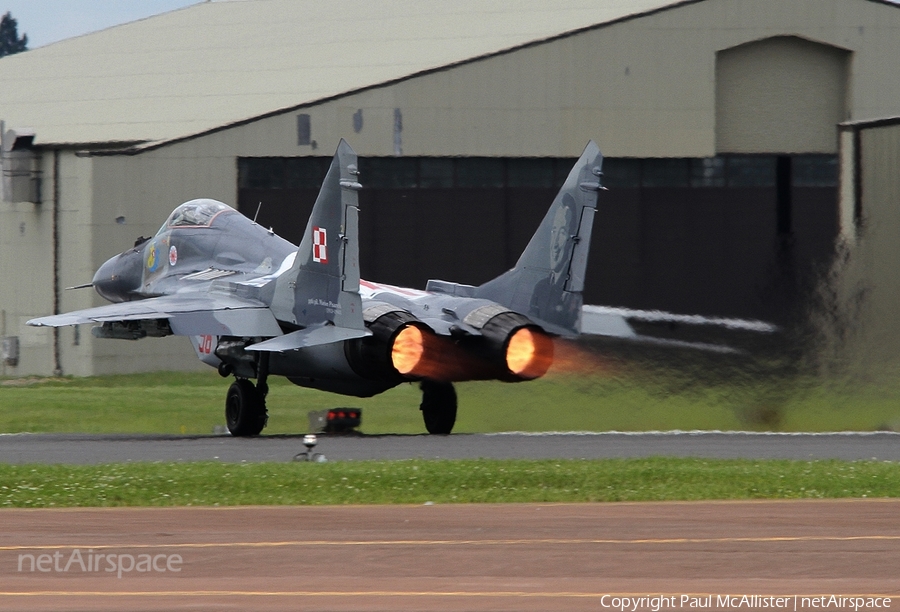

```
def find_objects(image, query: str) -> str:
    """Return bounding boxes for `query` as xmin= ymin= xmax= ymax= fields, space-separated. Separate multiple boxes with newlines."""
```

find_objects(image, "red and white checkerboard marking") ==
xmin=312 ymin=226 xmax=328 ymax=263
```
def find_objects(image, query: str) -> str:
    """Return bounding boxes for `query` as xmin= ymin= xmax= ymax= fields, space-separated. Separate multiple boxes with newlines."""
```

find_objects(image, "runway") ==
xmin=2 ymin=433 xmax=896 ymax=610
xmin=1 ymin=500 xmax=898 ymax=612
xmin=0 ymin=431 xmax=899 ymax=464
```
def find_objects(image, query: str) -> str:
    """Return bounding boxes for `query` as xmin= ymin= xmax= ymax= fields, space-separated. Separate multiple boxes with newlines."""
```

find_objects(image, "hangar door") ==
xmin=716 ymin=36 xmax=850 ymax=154
xmin=238 ymin=151 xmax=838 ymax=324
xmin=238 ymin=156 xmax=573 ymax=292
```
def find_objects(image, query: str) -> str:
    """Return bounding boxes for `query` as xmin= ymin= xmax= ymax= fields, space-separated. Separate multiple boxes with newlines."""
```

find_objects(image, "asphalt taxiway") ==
xmin=0 ymin=430 xmax=898 ymax=464
xmin=2 ymin=500 xmax=898 ymax=612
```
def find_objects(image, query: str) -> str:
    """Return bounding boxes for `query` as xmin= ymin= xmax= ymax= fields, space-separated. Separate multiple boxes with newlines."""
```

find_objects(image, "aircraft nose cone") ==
xmin=92 ymin=249 xmax=144 ymax=303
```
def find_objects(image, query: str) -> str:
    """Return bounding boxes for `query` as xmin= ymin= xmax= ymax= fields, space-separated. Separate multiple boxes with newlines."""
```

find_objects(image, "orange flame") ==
xmin=505 ymin=328 xmax=554 ymax=379
xmin=391 ymin=325 xmax=425 ymax=375
xmin=386 ymin=329 xmax=495 ymax=381
xmin=391 ymin=326 xmax=560 ymax=382
xmin=396 ymin=332 xmax=481 ymax=381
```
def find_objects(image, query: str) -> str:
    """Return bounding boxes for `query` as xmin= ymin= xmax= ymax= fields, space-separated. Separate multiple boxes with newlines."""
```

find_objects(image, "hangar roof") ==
xmin=0 ymin=0 xmax=687 ymax=149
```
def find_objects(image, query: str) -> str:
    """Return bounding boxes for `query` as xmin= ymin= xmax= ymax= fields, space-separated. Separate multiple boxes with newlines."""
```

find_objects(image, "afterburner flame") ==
xmin=391 ymin=325 xmax=425 ymax=375
xmin=505 ymin=328 xmax=554 ymax=379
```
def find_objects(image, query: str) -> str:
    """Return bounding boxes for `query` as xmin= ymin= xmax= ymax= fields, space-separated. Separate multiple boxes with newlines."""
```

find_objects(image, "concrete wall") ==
xmin=827 ymin=119 xmax=900 ymax=375
xmin=0 ymin=150 xmax=95 ymax=376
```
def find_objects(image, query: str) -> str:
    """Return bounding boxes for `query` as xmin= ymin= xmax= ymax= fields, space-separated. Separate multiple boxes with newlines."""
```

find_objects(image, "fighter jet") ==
xmin=28 ymin=139 xmax=769 ymax=435
xmin=26 ymin=140 xmax=603 ymax=435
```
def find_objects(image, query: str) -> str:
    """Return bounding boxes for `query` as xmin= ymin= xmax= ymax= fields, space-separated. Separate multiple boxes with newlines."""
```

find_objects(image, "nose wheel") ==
xmin=420 ymin=380 xmax=457 ymax=434
xmin=225 ymin=378 xmax=268 ymax=436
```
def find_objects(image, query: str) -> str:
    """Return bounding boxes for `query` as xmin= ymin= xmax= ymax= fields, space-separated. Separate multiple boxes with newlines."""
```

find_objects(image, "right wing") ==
xmin=582 ymin=305 xmax=777 ymax=333
xmin=27 ymin=293 xmax=283 ymax=337
xmin=580 ymin=304 xmax=778 ymax=354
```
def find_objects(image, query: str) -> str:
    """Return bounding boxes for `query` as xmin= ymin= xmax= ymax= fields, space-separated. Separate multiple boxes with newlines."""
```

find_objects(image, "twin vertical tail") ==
xmin=476 ymin=141 xmax=604 ymax=337
xmin=271 ymin=139 xmax=365 ymax=333
xmin=266 ymin=139 xmax=602 ymax=347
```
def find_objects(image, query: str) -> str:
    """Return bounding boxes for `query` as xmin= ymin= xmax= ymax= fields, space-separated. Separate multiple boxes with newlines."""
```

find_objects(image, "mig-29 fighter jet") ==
xmin=28 ymin=139 xmax=602 ymax=435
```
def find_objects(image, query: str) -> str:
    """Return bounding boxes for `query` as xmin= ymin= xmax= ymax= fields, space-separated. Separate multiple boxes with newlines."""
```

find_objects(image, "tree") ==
xmin=0 ymin=12 xmax=27 ymax=58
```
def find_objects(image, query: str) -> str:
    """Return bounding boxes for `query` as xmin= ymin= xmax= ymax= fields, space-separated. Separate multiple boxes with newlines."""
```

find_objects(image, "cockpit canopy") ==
xmin=156 ymin=199 xmax=235 ymax=235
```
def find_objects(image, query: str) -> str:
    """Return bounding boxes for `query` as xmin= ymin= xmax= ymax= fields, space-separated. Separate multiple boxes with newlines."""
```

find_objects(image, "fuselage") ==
xmin=91 ymin=199 xmax=554 ymax=397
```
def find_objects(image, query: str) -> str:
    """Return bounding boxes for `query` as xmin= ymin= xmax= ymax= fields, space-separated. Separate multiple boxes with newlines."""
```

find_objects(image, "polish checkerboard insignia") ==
xmin=312 ymin=227 xmax=328 ymax=263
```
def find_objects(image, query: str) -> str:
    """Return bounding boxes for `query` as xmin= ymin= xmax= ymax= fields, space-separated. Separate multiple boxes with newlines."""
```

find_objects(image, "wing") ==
xmin=27 ymin=294 xmax=283 ymax=337
xmin=579 ymin=304 xmax=778 ymax=354
xmin=582 ymin=305 xmax=777 ymax=333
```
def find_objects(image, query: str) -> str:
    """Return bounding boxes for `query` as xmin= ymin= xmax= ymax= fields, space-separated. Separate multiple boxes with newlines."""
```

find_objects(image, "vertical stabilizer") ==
xmin=271 ymin=139 xmax=364 ymax=330
xmin=475 ymin=141 xmax=604 ymax=337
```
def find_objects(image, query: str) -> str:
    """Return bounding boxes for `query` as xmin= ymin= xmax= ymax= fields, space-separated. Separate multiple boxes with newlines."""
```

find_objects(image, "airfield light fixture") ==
xmin=294 ymin=434 xmax=327 ymax=462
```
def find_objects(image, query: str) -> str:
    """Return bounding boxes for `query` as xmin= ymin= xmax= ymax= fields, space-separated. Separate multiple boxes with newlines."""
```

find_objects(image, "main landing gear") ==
xmin=419 ymin=380 xmax=457 ymax=435
xmin=224 ymin=354 xmax=269 ymax=437
xmin=225 ymin=379 xmax=268 ymax=436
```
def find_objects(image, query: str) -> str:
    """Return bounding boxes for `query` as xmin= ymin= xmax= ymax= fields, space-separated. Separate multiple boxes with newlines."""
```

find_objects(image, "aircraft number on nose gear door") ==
xmin=198 ymin=335 xmax=214 ymax=354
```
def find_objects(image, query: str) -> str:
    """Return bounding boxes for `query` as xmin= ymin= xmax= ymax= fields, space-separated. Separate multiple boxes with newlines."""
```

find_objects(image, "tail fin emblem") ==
xmin=312 ymin=227 xmax=328 ymax=263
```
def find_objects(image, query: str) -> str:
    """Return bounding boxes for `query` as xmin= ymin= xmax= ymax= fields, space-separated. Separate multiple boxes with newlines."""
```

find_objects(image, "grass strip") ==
xmin=1 ymin=458 xmax=898 ymax=508
xmin=4 ymin=369 xmax=900 ymax=435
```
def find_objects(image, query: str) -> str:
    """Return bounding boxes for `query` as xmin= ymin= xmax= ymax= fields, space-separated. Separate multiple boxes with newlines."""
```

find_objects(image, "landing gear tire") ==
xmin=225 ymin=379 xmax=268 ymax=437
xmin=420 ymin=380 xmax=457 ymax=435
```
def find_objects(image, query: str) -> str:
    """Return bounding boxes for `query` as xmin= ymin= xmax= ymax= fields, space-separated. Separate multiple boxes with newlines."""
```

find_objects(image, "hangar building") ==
xmin=1 ymin=0 xmax=899 ymax=376
xmin=821 ymin=116 xmax=900 ymax=378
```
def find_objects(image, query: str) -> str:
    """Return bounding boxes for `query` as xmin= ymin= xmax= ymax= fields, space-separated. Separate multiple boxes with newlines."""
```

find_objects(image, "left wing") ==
xmin=27 ymin=293 xmax=283 ymax=337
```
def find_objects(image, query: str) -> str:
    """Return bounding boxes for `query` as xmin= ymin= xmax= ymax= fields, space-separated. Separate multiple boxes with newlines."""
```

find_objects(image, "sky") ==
xmin=1 ymin=0 xmax=202 ymax=49
xmin=5 ymin=0 xmax=900 ymax=49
